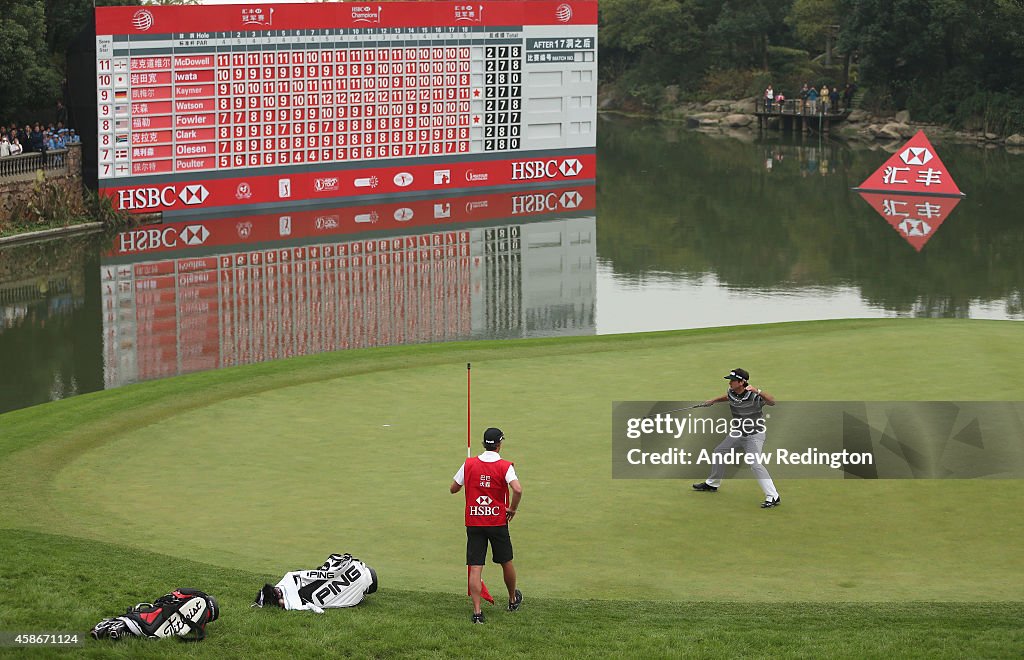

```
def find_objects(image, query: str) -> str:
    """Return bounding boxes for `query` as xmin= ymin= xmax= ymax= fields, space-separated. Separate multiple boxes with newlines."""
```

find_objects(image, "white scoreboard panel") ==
xmin=95 ymin=2 xmax=598 ymax=215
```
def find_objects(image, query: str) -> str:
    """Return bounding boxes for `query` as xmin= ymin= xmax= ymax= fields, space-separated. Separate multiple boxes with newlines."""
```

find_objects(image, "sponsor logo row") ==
xmin=113 ymin=187 xmax=591 ymax=254
xmin=111 ymin=157 xmax=588 ymax=211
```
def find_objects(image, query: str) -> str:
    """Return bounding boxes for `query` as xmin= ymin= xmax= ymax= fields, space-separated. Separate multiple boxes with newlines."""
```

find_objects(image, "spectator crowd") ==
xmin=1 ymin=120 xmax=79 ymax=158
xmin=762 ymin=82 xmax=858 ymax=115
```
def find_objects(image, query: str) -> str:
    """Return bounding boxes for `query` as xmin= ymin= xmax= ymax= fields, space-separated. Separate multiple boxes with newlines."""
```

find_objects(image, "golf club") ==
xmin=643 ymin=402 xmax=710 ymax=419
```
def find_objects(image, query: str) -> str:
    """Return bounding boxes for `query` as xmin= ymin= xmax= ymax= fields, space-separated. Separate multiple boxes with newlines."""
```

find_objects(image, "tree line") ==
xmin=600 ymin=0 xmax=1024 ymax=134
xmin=3 ymin=0 xmax=1022 ymax=134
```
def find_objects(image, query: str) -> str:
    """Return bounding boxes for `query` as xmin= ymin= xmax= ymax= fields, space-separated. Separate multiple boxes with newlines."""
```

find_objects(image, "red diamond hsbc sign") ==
xmin=855 ymin=130 xmax=964 ymax=197
xmin=858 ymin=192 xmax=962 ymax=251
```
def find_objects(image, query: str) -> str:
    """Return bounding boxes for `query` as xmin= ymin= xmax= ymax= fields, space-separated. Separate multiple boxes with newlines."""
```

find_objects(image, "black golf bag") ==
xmin=91 ymin=588 xmax=219 ymax=641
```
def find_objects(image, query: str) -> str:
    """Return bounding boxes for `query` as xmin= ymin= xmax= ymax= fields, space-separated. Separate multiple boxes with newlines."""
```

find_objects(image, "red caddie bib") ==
xmin=464 ymin=456 xmax=513 ymax=527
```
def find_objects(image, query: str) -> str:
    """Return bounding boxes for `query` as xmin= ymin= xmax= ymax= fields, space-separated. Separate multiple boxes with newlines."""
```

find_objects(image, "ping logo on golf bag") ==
xmin=91 ymin=588 xmax=219 ymax=642
xmin=302 ymin=565 xmax=364 ymax=604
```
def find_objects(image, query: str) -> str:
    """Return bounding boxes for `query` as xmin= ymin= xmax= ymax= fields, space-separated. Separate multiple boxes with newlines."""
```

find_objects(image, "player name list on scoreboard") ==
xmin=95 ymin=2 xmax=598 ymax=214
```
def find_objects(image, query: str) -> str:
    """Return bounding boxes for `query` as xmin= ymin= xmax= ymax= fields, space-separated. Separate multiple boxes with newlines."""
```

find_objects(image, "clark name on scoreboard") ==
xmin=95 ymin=1 xmax=598 ymax=216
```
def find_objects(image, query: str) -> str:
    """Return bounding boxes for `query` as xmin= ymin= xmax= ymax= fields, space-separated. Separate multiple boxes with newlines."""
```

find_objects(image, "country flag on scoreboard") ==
xmin=113 ymin=59 xmax=128 ymax=73
xmin=115 ymin=134 xmax=129 ymax=145
xmin=114 ymin=90 xmax=128 ymax=101
xmin=114 ymin=104 xmax=128 ymax=117
xmin=115 ymin=119 xmax=129 ymax=131
xmin=115 ymin=148 xmax=129 ymax=162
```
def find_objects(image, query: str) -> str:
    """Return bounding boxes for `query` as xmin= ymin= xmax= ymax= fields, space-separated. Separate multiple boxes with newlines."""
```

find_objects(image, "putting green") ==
xmin=4 ymin=319 xmax=1023 ymax=602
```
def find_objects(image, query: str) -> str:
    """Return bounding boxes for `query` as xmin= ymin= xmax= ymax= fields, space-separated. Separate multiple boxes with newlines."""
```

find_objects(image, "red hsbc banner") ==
xmin=855 ymin=131 xmax=964 ymax=197
xmin=106 ymin=184 xmax=595 ymax=258
xmin=101 ymin=154 xmax=594 ymax=214
xmin=97 ymin=2 xmax=598 ymax=33
xmin=858 ymin=192 xmax=962 ymax=251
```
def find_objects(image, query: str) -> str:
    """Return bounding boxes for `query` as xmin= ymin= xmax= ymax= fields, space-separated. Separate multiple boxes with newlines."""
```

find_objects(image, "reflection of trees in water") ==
xmin=0 ymin=234 xmax=103 ymax=413
xmin=597 ymin=117 xmax=1024 ymax=315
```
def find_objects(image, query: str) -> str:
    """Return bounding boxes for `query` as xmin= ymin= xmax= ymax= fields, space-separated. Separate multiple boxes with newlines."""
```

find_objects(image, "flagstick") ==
xmin=464 ymin=361 xmax=493 ymax=607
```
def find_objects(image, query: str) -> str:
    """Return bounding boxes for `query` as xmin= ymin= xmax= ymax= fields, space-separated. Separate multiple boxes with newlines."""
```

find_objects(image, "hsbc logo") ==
xmin=511 ymin=158 xmax=583 ymax=181
xmin=560 ymin=191 xmax=582 ymax=208
xmin=900 ymin=146 xmax=933 ymax=166
xmin=560 ymin=159 xmax=582 ymax=176
xmin=181 ymin=225 xmax=209 ymax=246
xmin=512 ymin=190 xmax=582 ymax=215
xmin=179 ymin=184 xmax=208 ymax=205
xmin=470 ymin=494 xmax=500 ymax=517
xmin=117 ymin=224 xmax=208 ymax=254
xmin=314 ymin=177 xmax=339 ymax=192
xmin=116 ymin=184 xmax=208 ymax=211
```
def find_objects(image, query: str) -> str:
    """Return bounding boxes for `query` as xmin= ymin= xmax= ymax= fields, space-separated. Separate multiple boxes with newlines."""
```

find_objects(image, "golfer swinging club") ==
xmin=692 ymin=368 xmax=781 ymax=508
xmin=450 ymin=427 xmax=523 ymax=623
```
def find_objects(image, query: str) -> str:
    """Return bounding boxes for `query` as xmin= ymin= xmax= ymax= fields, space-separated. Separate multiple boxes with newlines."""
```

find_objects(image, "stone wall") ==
xmin=0 ymin=145 xmax=83 ymax=229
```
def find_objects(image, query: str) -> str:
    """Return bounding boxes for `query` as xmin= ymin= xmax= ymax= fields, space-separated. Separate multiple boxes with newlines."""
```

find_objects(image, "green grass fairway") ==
xmin=1 ymin=319 xmax=1022 ymax=656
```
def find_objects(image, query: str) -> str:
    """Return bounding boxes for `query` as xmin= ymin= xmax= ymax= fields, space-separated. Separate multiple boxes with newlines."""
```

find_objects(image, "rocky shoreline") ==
xmin=602 ymin=94 xmax=1024 ymax=153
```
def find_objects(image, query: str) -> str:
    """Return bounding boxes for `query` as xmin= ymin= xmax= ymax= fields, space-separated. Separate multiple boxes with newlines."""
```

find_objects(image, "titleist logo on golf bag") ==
xmin=91 ymin=589 xmax=219 ymax=642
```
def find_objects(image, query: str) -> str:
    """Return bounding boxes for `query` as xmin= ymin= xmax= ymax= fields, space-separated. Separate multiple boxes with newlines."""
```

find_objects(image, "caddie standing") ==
xmin=692 ymin=368 xmax=781 ymax=508
xmin=450 ymin=427 xmax=523 ymax=624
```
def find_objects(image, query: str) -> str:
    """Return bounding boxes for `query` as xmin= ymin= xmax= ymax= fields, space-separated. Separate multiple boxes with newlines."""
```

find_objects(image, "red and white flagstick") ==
xmin=467 ymin=362 xmax=472 ymax=459
xmin=465 ymin=362 xmax=494 ymax=605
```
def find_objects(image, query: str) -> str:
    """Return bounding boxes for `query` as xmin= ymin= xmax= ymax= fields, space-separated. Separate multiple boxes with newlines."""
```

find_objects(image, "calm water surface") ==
xmin=2 ymin=117 xmax=1022 ymax=412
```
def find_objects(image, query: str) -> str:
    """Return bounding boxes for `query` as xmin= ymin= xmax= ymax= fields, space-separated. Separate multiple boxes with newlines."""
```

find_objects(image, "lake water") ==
xmin=2 ymin=117 xmax=1022 ymax=413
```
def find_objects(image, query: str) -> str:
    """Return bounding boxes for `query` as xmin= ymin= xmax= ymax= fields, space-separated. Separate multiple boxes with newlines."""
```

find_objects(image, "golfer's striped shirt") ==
xmin=726 ymin=389 xmax=766 ymax=424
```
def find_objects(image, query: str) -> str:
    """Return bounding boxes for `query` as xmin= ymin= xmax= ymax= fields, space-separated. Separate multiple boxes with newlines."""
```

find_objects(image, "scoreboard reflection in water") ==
xmin=95 ymin=2 xmax=598 ymax=215
xmin=100 ymin=185 xmax=596 ymax=386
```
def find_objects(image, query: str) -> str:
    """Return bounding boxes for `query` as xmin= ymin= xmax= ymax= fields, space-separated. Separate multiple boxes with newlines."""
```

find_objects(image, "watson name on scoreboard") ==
xmin=95 ymin=1 xmax=598 ymax=215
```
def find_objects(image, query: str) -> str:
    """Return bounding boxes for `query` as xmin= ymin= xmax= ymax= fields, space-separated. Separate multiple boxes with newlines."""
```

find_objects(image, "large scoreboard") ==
xmin=95 ymin=1 xmax=597 ymax=216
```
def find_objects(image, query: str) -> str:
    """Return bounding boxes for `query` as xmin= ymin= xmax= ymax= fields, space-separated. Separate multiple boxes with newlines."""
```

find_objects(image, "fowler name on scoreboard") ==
xmin=95 ymin=1 xmax=598 ymax=215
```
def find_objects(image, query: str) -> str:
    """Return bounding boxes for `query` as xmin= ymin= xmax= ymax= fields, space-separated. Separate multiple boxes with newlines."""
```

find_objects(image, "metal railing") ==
xmin=757 ymin=98 xmax=846 ymax=116
xmin=0 ymin=149 xmax=71 ymax=180
xmin=0 ymin=278 xmax=72 ymax=305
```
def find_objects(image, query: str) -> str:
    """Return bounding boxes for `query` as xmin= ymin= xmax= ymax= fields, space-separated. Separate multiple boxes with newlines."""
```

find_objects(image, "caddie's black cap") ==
xmin=483 ymin=427 xmax=505 ymax=448
xmin=724 ymin=368 xmax=750 ymax=381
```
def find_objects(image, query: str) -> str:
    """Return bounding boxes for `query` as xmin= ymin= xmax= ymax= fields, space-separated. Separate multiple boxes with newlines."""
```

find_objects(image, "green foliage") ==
xmin=85 ymin=188 xmax=133 ymax=233
xmin=599 ymin=0 xmax=705 ymax=88
xmin=6 ymin=178 xmax=84 ymax=233
xmin=4 ymin=177 xmax=131 ymax=236
xmin=787 ymin=0 xmax=840 ymax=52
xmin=46 ymin=0 xmax=140 ymax=59
xmin=603 ymin=0 xmax=1024 ymax=134
xmin=700 ymin=67 xmax=770 ymax=100
xmin=0 ymin=0 xmax=61 ymax=119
